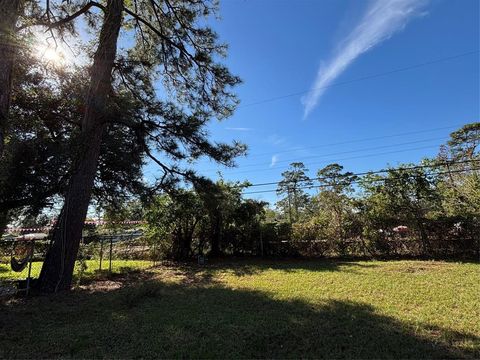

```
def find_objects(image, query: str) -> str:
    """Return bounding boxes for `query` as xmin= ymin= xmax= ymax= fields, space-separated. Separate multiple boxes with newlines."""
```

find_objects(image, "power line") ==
xmin=214 ymin=144 xmax=443 ymax=176
xmin=242 ymin=159 xmax=480 ymax=188
xmin=202 ymin=136 xmax=448 ymax=172
xmin=237 ymin=50 xmax=479 ymax=109
xmin=242 ymin=161 xmax=480 ymax=195
xmin=151 ymin=51 xmax=477 ymax=110
xmin=243 ymin=124 xmax=465 ymax=159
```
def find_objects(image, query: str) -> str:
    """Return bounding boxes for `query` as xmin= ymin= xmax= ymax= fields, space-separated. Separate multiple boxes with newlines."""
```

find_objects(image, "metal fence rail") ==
xmin=0 ymin=231 xmax=151 ymax=288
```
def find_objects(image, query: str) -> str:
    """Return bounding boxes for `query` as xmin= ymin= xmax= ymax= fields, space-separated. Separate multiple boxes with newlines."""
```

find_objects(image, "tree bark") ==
xmin=36 ymin=0 xmax=123 ymax=293
xmin=0 ymin=210 xmax=8 ymax=236
xmin=0 ymin=0 xmax=22 ymax=158
xmin=209 ymin=214 xmax=222 ymax=257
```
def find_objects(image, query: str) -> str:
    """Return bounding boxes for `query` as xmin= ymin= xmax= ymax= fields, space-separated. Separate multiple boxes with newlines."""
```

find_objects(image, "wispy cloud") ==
xmin=270 ymin=154 xmax=279 ymax=167
xmin=225 ymin=127 xmax=253 ymax=131
xmin=302 ymin=0 xmax=428 ymax=118
xmin=267 ymin=134 xmax=287 ymax=146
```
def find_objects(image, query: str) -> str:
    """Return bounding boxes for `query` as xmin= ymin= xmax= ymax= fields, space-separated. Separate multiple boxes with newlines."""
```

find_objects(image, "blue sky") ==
xmin=145 ymin=0 xmax=479 ymax=205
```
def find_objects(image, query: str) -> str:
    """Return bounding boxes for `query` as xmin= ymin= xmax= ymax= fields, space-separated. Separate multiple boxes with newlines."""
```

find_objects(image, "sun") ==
xmin=30 ymin=29 xmax=72 ymax=66
xmin=43 ymin=47 xmax=62 ymax=62
xmin=38 ymin=46 xmax=66 ymax=65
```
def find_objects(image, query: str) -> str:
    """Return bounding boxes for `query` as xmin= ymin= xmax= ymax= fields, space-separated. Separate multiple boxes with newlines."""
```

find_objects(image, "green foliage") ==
xmin=0 ymin=46 xmax=146 ymax=226
xmin=437 ymin=122 xmax=480 ymax=219
xmin=146 ymin=191 xmax=205 ymax=260
xmin=102 ymin=200 xmax=145 ymax=232
xmin=141 ymin=121 xmax=479 ymax=260
xmin=445 ymin=122 xmax=480 ymax=161
xmin=276 ymin=162 xmax=312 ymax=222
xmin=270 ymin=123 xmax=480 ymax=259
xmin=146 ymin=181 xmax=267 ymax=259
xmin=358 ymin=164 xmax=442 ymax=254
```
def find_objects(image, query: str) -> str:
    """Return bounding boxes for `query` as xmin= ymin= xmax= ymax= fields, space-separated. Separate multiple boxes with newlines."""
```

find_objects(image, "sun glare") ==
xmin=37 ymin=45 xmax=66 ymax=65
xmin=33 ymin=40 xmax=67 ymax=66
xmin=43 ymin=47 xmax=62 ymax=62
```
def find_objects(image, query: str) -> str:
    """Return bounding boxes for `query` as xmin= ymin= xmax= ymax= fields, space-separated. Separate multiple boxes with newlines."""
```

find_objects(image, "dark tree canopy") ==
xmin=0 ymin=0 xmax=247 ymax=292
xmin=0 ymin=46 xmax=146 ymax=230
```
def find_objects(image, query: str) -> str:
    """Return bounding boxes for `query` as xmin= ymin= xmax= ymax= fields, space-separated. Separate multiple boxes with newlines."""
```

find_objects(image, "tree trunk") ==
xmin=287 ymin=190 xmax=292 ymax=224
xmin=180 ymin=220 xmax=198 ymax=260
xmin=210 ymin=215 xmax=222 ymax=257
xmin=36 ymin=0 xmax=123 ymax=293
xmin=293 ymin=188 xmax=298 ymax=222
xmin=0 ymin=0 xmax=21 ymax=158
xmin=417 ymin=220 xmax=430 ymax=257
xmin=0 ymin=210 xmax=8 ymax=236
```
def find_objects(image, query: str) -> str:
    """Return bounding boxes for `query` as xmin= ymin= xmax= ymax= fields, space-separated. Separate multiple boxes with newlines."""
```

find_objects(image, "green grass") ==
xmin=0 ymin=259 xmax=152 ymax=281
xmin=0 ymin=259 xmax=479 ymax=358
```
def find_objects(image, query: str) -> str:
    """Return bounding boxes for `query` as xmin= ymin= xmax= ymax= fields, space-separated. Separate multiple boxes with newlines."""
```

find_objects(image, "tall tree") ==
xmin=36 ymin=0 xmax=244 ymax=292
xmin=276 ymin=162 xmax=312 ymax=223
xmin=444 ymin=122 xmax=480 ymax=161
xmin=437 ymin=122 xmax=480 ymax=218
xmin=37 ymin=0 xmax=125 ymax=292
xmin=312 ymin=164 xmax=358 ymax=252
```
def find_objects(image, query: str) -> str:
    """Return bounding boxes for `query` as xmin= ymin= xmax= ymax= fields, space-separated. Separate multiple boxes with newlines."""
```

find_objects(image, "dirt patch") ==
xmin=75 ymin=268 xmax=159 ymax=293
xmin=78 ymin=279 xmax=123 ymax=292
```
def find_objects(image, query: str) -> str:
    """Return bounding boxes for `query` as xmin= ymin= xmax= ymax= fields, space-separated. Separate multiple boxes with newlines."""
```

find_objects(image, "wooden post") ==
xmin=152 ymin=242 xmax=156 ymax=267
xmin=109 ymin=236 xmax=113 ymax=273
xmin=99 ymin=238 xmax=104 ymax=271
xmin=25 ymin=240 xmax=34 ymax=296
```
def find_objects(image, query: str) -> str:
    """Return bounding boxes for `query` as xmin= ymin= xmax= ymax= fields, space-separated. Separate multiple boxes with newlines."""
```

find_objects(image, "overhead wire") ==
xmin=201 ymin=136 xmax=449 ymax=172
xmin=211 ymin=144 xmax=444 ymax=176
xmin=243 ymin=166 xmax=480 ymax=195
xmin=236 ymin=50 xmax=478 ymax=109
xmin=240 ymin=159 xmax=480 ymax=194
xmin=240 ymin=124 xmax=466 ymax=159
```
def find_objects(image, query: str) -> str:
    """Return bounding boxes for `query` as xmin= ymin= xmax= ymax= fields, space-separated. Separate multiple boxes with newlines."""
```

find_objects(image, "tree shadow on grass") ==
xmin=0 ymin=276 xmax=477 ymax=359
xmin=171 ymin=258 xmax=378 ymax=280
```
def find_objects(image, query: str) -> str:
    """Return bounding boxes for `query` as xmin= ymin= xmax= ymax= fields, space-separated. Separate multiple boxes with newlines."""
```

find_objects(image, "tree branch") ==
xmin=17 ymin=1 xmax=106 ymax=31
xmin=123 ymin=6 xmax=198 ymax=67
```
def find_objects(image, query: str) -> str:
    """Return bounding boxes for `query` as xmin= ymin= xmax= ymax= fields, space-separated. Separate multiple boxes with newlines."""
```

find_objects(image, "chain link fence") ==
xmin=0 ymin=229 xmax=158 ymax=294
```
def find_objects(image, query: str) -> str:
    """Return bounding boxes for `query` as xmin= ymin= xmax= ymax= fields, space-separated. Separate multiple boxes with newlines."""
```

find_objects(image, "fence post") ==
xmin=99 ymin=238 xmax=104 ymax=271
xmin=25 ymin=240 xmax=34 ymax=296
xmin=109 ymin=236 xmax=113 ymax=273
xmin=152 ymin=242 xmax=156 ymax=267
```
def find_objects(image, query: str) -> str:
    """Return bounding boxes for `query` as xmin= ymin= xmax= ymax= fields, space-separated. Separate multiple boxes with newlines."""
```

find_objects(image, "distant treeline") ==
xmin=142 ymin=123 xmax=479 ymax=260
xmin=10 ymin=124 xmax=476 ymax=261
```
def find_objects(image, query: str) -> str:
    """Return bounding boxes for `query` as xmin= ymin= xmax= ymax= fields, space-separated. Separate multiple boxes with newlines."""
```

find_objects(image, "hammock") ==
xmin=11 ymin=256 xmax=30 ymax=272
xmin=10 ymin=241 xmax=34 ymax=272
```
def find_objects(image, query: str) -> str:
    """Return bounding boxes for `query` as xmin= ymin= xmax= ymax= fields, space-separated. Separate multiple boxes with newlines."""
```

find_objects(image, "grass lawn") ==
xmin=0 ymin=259 xmax=478 ymax=358
xmin=0 ymin=259 xmax=153 ymax=282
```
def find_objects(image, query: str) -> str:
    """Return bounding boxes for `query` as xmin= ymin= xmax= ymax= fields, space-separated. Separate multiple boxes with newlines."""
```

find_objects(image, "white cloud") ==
xmin=302 ymin=0 xmax=428 ymax=118
xmin=225 ymin=127 xmax=253 ymax=131
xmin=270 ymin=154 xmax=279 ymax=167
xmin=267 ymin=134 xmax=287 ymax=146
